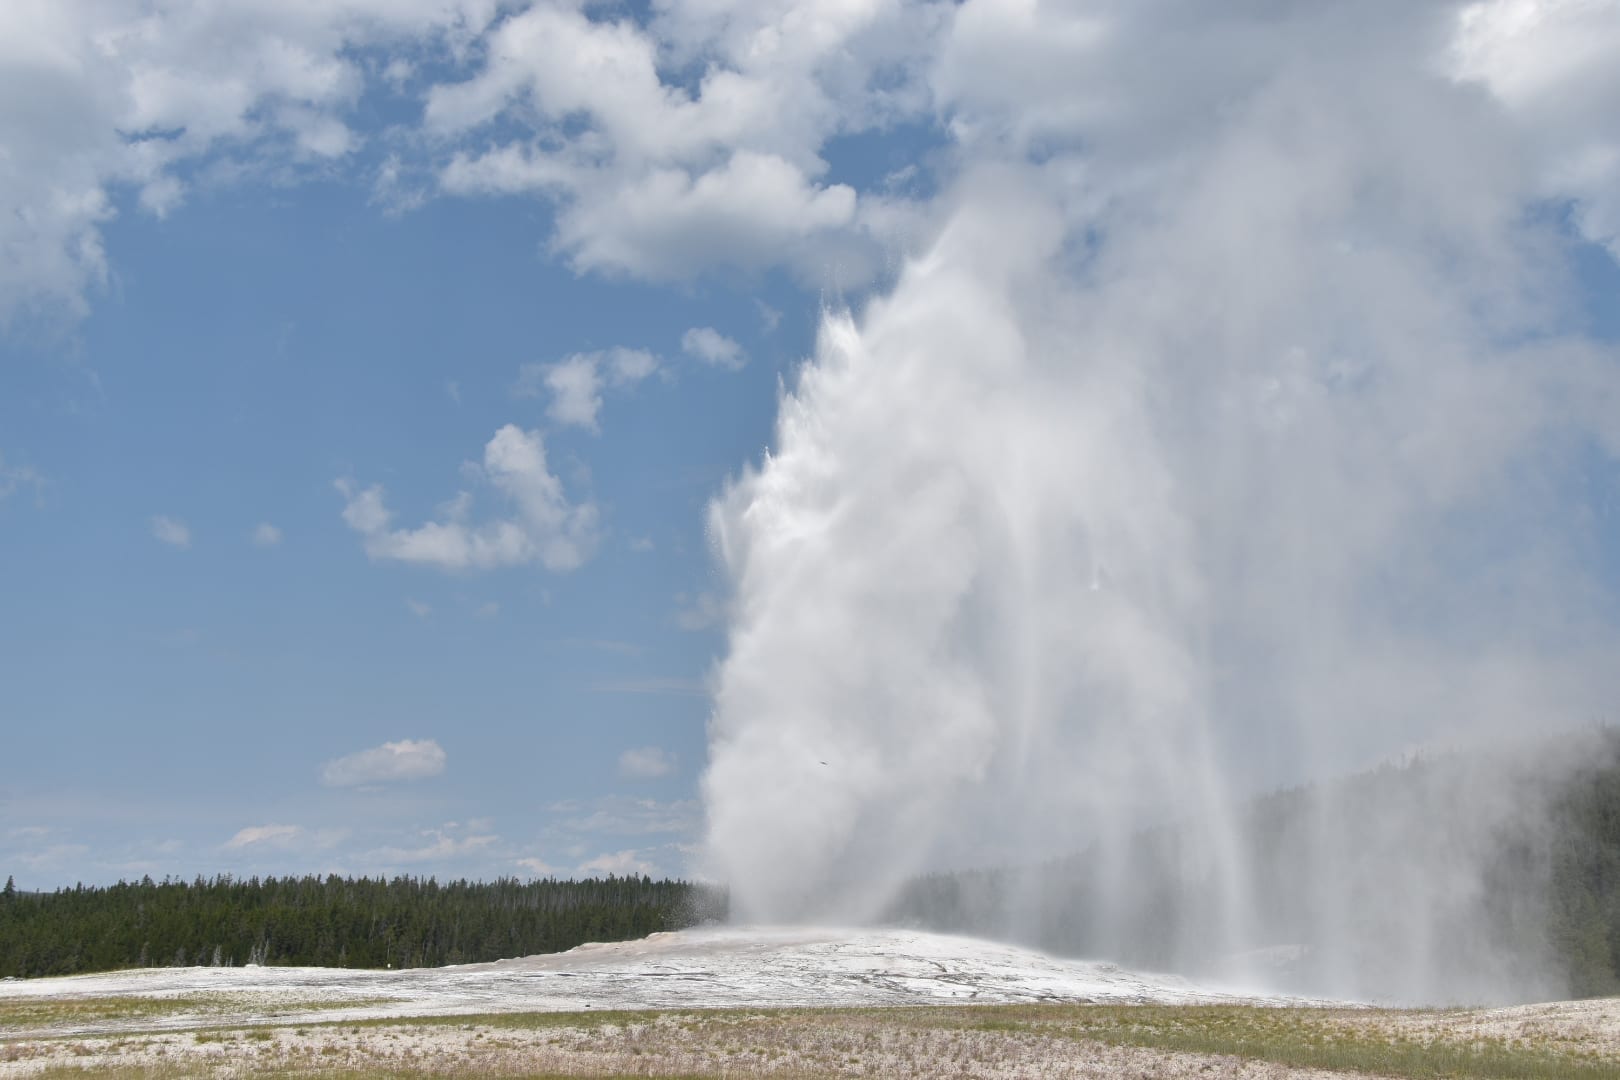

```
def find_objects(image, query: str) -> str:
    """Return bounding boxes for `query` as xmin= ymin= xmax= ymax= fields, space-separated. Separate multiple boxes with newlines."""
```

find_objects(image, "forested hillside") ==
xmin=0 ymin=874 xmax=718 ymax=978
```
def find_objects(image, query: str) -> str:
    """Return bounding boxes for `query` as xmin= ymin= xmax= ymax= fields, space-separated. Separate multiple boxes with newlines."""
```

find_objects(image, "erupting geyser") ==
xmin=700 ymin=2 xmax=1620 ymax=1004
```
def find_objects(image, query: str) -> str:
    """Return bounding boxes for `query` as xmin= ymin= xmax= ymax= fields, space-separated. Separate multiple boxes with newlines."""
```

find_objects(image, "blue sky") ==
xmin=1 ymin=176 xmax=806 ymax=886
xmin=4 ymin=0 xmax=1620 ymax=894
xmin=0 ymin=0 xmax=890 ymax=885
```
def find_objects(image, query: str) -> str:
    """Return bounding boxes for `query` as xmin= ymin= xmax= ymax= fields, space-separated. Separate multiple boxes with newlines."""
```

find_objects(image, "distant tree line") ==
xmin=0 ymin=874 xmax=722 ymax=978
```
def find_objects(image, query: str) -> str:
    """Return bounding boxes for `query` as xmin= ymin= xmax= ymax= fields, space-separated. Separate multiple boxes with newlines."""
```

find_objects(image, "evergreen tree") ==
xmin=0 ymin=873 xmax=714 ymax=978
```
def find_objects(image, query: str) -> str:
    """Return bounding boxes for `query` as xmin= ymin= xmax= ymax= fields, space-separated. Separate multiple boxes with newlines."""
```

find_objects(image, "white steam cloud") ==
xmin=699 ymin=0 xmax=1620 ymax=1002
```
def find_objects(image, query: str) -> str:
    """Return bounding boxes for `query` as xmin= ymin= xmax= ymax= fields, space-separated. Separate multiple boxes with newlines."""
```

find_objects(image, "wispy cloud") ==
xmin=223 ymin=824 xmax=345 ymax=851
xmin=320 ymin=739 xmax=446 ymax=788
xmin=227 ymin=824 xmax=301 ymax=849
xmin=149 ymin=515 xmax=191 ymax=549
xmin=674 ymin=590 xmax=723 ymax=631
xmin=251 ymin=522 xmax=282 ymax=547
xmin=366 ymin=822 xmax=498 ymax=864
xmin=13 ymin=843 xmax=91 ymax=869
xmin=516 ymin=856 xmax=557 ymax=877
xmin=681 ymin=327 xmax=747 ymax=371
xmin=372 ymin=153 xmax=428 ymax=215
xmin=577 ymin=849 xmax=657 ymax=877
xmin=550 ymin=796 xmax=700 ymax=838
xmin=618 ymin=746 xmax=677 ymax=779
xmin=0 ymin=454 xmax=45 ymax=505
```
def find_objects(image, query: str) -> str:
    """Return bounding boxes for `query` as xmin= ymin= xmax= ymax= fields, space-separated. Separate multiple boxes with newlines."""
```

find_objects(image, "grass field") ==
xmin=5 ymin=996 xmax=1620 ymax=1078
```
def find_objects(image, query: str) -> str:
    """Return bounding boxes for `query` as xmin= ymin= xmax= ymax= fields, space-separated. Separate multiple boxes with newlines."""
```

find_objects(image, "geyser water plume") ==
xmin=700 ymin=2 xmax=1620 ymax=1003
xmin=705 ymin=177 xmax=1251 ymax=933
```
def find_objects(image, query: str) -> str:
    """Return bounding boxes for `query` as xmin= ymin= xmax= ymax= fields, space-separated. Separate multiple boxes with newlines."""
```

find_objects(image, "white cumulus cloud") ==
xmin=428 ymin=1 xmax=941 ymax=283
xmin=337 ymin=425 xmax=598 ymax=572
xmin=251 ymin=522 xmax=282 ymax=547
xmin=1448 ymin=0 xmax=1620 ymax=258
xmin=0 ymin=0 xmax=501 ymax=321
xmin=553 ymin=152 xmax=861 ymax=280
xmin=17 ymin=0 xmax=1615 ymax=327
xmin=514 ymin=348 xmax=660 ymax=432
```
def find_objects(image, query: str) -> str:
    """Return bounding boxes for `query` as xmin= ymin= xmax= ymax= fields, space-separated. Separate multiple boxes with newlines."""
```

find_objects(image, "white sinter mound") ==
xmin=0 ymin=927 xmax=1305 ymax=1032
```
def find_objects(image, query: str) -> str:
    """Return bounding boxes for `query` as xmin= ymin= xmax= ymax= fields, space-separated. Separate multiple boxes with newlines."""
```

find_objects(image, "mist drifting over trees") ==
xmin=886 ymin=730 xmax=1620 ymax=1004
